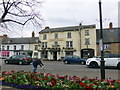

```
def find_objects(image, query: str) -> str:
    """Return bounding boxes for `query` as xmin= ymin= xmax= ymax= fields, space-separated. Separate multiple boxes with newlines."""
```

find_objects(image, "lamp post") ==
xmin=99 ymin=0 xmax=105 ymax=80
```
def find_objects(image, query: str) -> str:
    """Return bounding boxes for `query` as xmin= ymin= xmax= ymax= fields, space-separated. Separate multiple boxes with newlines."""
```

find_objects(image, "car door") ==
xmin=67 ymin=56 xmax=73 ymax=63
xmin=105 ymin=55 xmax=118 ymax=67
xmin=9 ymin=55 xmax=17 ymax=63
xmin=15 ymin=55 xmax=21 ymax=64
xmin=73 ymin=56 xmax=79 ymax=63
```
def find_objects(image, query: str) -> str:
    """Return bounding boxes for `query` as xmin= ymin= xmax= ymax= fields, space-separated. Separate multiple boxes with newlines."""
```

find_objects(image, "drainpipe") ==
xmin=78 ymin=24 xmax=82 ymax=58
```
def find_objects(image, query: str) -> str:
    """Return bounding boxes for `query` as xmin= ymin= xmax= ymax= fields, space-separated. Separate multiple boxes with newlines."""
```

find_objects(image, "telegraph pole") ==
xmin=99 ymin=0 xmax=105 ymax=80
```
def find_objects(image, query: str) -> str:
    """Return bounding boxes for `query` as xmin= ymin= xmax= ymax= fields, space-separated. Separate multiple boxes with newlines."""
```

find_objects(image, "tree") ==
xmin=0 ymin=0 xmax=43 ymax=36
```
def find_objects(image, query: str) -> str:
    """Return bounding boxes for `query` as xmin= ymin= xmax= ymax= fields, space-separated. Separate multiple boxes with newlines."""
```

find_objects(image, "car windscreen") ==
xmin=73 ymin=56 xmax=79 ymax=58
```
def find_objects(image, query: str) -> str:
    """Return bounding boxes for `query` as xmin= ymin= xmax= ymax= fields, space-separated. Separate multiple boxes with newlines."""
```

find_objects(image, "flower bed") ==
xmin=0 ymin=70 xmax=120 ymax=89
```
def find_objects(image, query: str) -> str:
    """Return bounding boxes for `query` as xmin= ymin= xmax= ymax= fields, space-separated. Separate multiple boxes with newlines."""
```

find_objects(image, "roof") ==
xmin=96 ymin=27 xmax=120 ymax=43
xmin=39 ymin=24 xmax=96 ymax=33
xmin=2 ymin=37 xmax=39 ymax=44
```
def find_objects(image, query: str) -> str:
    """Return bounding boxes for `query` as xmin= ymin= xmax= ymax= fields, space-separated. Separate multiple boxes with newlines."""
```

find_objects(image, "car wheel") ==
xmin=64 ymin=61 xmax=69 ymax=64
xmin=81 ymin=61 xmax=85 ymax=65
xmin=90 ymin=62 xmax=98 ymax=68
xmin=5 ymin=60 xmax=9 ymax=64
xmin=19 ymin=61 xmax=23 ymax=65
xmin=117 ymin=63 xmax=120 ymax=69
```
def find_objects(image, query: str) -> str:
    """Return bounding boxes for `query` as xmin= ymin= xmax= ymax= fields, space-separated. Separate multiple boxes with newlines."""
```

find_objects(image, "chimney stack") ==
xmin=45 ymin=26 xmax=49 ymax=29
xmin=109 ymin=22 xmax=113 ymax=30
xmin=32 ymin=31 xmax=35 ymax=37
xmin=2 ymin=34 xmax=8 ymax=38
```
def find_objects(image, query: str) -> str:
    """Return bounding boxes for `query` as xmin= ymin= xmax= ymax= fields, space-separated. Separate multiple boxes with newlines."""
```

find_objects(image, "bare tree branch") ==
xmin=2 ymin=17 xmax=34 ymax=25
xmin=0 ymin=0 xmax=43 ymax=36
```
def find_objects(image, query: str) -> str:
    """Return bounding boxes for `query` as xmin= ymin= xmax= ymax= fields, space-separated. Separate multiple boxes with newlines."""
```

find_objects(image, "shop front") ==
xmin=1 ymin=51 xmax=10 ymax=58
xmin=81 ymin=49 xmax=94 ymax=58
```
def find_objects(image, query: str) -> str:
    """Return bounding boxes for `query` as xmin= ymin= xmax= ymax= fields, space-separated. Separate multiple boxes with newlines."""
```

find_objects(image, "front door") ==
xmin=53 ymin=51 xmax=57 ymax=60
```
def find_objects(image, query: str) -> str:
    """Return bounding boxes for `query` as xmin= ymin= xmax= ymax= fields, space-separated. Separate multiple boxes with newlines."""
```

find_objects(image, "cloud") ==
xmin=1 ymin=0 xmax=119 ymax=37
xmin=42 ymin=0 xmax=119 ymax=29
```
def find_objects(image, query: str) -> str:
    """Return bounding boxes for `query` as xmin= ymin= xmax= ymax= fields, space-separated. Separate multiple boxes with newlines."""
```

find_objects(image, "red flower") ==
xmin=80 ymin=82 xmax=86 ymax=87
xmin=30 ymin=75 xmax=35 ymax=78
xmin=93 ymin=82 xmax=99 ymax=86
xmin=89 ymin=79 xmax=95 ymax=82
xmin=51 ymin=78 xmax=56 ymax=86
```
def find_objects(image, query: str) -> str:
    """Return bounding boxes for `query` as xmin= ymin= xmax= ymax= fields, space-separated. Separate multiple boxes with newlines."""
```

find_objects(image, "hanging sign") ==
xmin=99 ymin=39 xmax=103 ymax=51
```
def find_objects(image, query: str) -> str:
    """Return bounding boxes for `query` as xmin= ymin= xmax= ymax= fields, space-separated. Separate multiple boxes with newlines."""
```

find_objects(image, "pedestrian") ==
xmin=32 ymin=57 xmax=45 ymax=73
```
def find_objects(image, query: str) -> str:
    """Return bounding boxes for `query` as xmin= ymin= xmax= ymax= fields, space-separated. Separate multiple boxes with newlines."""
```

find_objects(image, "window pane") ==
xmin=54 ymin=42 xmax=58 ymax=47
xmin=85 ymin=30 xmax=89 ymax=36
xmin=85 ymin=38 xmax=90 ymax=45
xmin=14 ymin=46 xmax=16 ymax=50
xmin=43 ymin=34 xmax=47 ymax=40
xmin=35 ymin=45 xmax=38 ymax=50
xmin=66 ymin=41 xmax=73 ymax=48
xmin=45 ymin=42 xmax=47 ymax=48
xmin=54 ymin=33 xmax=58 ymax=39
xmin=21 ymin=45 xmax=24 ymax=50
xmin=7 ymin=46 xmax=9 ymax=50
xmin=67 ymin=32 xmax=71 ymax=38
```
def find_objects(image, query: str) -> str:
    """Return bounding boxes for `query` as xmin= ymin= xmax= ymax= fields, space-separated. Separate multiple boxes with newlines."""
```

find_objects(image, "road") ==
xmin=1 ymin=59 xmax=120 ymax=80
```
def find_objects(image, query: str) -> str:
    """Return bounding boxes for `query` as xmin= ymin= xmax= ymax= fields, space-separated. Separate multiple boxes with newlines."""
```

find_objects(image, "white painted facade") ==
xmin=39 ymin=25 xmax=97 ymax=60
xmin=1 ymin=44 xmax=30 ymax=58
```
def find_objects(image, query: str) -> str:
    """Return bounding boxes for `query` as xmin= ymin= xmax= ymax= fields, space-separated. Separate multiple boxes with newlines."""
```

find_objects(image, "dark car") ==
xmin=4 ymin=55 xmax=33 ymax=65
xmin=63 ymin=55 xmax=86 ymax=65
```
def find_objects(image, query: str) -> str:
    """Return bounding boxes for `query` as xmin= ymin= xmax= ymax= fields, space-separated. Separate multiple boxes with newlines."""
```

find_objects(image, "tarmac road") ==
xmin=1 ymin=59 xmax=120 ymax=80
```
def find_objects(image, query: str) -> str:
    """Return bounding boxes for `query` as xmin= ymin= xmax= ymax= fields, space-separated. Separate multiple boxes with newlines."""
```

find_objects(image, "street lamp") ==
xmin=99 ymin=0 xmax=105 ymax=80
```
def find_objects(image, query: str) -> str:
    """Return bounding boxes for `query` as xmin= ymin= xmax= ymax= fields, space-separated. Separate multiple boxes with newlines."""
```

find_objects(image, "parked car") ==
xmin=63 ymin=55 xmax=86 ymax=65
xmin=4 ymin=55 xmax=33 ymax=65
xmin=86 ymin=54 xmax=120 ymax=69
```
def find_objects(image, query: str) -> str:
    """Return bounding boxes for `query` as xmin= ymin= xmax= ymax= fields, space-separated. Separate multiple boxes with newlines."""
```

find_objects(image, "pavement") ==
xmin=1 ymin=86 xmax=21 ymax=90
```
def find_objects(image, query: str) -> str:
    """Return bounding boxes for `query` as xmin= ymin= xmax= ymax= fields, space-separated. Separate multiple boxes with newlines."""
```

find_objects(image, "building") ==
xmin=39 ymin=24 xmax=97 ymax=60
xmin=0 ymin=36 xmax=3 ymax=58
xmin=118 ymin=1 xmax=120 ymax=27
xmin=1 ymin=32 xmax=39 ymax=58
xmin=0 ymin=34 xmax=8 ymax=58
xmin=96 ymin=22 xmax=120 ymax=55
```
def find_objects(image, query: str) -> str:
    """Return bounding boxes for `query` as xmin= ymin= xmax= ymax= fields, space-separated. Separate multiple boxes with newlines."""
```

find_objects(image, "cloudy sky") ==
xmin=1 ymin=0 xmax=119 ymax=37
xmin=41 ymin=0 xmax=119 ymax=29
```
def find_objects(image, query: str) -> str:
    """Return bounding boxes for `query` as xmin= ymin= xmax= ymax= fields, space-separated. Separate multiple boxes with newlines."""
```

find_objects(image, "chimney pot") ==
xmin=3 ymin=34 xmax=8 ymax=38
xmin=109 ymin=22 xmax=113 ymax=30
xmin=45 ymin=26 xmax=49 ymax=29
xmin=32 ymin=31 xmax=35 ymax=37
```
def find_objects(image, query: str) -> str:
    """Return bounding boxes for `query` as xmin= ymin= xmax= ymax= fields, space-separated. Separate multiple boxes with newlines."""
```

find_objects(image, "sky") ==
xmin=41 ymin=0 xmax=119 ymax=29
xmin=0 ymin=0 xmax=120 ymax=37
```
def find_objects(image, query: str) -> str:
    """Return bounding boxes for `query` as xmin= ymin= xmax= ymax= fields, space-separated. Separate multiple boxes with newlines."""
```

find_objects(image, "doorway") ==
xmin=53 ymin=51 xmax=57 ymax=60
xmin=81 ymin=49 xmax=94 ymax=58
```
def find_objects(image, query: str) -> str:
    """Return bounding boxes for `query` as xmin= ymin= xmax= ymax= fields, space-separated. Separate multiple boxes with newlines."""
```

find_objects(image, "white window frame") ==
xmin=66 ymin=41 xmax=73 ymax=48
xmin=67 ymin=32 xmax=71 ymax=38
